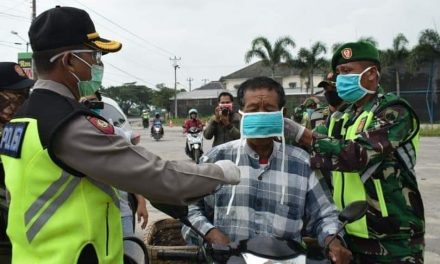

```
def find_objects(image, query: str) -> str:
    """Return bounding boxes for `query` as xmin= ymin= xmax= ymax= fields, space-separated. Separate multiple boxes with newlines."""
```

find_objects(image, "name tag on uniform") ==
xmin=0 ymin=122 xmax=28 ymax=158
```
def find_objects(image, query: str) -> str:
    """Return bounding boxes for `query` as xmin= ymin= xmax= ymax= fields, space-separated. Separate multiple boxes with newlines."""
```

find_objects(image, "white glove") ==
xmin=214 ymin=160 xmax=240 ymax=185
xmin=284 ymin=118 xmax=305 ymax=143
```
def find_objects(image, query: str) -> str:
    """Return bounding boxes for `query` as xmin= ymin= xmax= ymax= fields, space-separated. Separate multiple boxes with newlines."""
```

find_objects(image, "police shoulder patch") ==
xmin=86 ymin=116 xmax=115 ymax=135
xmin=0 ymin=122 xmax=28 ymax=158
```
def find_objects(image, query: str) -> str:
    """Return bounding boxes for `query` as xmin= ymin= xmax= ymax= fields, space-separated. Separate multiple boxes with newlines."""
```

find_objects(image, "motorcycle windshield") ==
xmin=241 ymin=253 xmax=306 ymax=264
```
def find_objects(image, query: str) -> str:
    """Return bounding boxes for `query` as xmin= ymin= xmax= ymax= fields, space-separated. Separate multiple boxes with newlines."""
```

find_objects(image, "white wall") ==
xmin=224 ymin=78 xmax=248 ymax=91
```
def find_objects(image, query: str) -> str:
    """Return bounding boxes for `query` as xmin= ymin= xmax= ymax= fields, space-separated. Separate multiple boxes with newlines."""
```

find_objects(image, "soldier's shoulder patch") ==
xmin=0 ymin=122 xmax=28 ymax=158
xmin=86 ymin=116 xmax=114 ymax=135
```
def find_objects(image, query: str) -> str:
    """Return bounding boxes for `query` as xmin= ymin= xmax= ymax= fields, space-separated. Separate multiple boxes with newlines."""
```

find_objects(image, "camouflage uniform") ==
xmin=311 ymin=91 xmax=425 ymax=263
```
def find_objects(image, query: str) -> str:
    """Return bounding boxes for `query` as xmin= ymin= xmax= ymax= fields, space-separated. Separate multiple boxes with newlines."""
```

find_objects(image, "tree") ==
xmin=409 ymin=29 xmax=440 ymax=68
xmin=152 ymin=83 xmax=175 ymax=110
xmin=102 ymin=84 xmax=153 ymax=114
xmin=358 ymin=36 xmax=378 ymax=47
xmin=244 ymin=36 xmax=296 ymax=77
xmin=292 ymin=41 xmax=328 ymax=94
xmin=382 ymin=33 xmax=410 ymax=95
xmin=408 ymin=29 xmax=440 ymax=124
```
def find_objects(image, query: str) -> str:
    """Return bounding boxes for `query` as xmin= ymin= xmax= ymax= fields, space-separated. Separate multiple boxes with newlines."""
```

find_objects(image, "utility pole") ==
xmin=187 ymin=77 xmax=194 ymax=92
xmin=31 ymin=0 xmax=36 ymax=21
xmin=170 ymin=56 xmax=181 ymax=118
xmin=202 ymin=78 xmax=209 ymax=85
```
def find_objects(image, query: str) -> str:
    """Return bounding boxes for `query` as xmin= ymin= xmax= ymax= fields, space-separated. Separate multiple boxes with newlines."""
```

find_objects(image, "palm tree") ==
xmin=331 ymin=42 xmax=343 ymax=53
xmin=408 ymin=29 xmax=440 ymax=124
xmin=292 ymin=41 xmax=328 ymax=94
xmin=358 ymin=36 xmax=378 ymax=47
xmin=382 ymin=33 xmax=409 ymax=96
xmin=244 ymin=36 xmax=296 ymax=77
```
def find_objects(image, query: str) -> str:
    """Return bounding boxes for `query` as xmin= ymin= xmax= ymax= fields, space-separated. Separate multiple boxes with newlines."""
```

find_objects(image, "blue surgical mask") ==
xmin=336 ymin=66 xmax=376 ymax=103
xmin=239 ymin=109 xmax=284 ymax=138
xmin=306 ymin=108 xmax=314 ymax=117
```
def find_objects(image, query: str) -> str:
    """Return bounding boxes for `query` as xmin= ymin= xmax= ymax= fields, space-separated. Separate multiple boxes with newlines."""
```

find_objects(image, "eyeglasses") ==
xmin=49 ymin=49 xmax=103 ymax=65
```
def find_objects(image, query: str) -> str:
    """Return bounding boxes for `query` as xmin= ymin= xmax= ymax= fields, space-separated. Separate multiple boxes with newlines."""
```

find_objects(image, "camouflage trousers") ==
xmin=352 ymin=252 xmax=424 ymax=264
xmin=348 ymin=235 xmax=424 ymax=264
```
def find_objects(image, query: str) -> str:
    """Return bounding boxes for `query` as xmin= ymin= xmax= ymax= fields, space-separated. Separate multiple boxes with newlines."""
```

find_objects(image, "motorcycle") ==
xmin=151 ymin=121 xmax=163 ymax=141
xmin=151 ymin=201 xmax=367 ymax=264
xmin=142 ymin=114 xmax=150 ymax=128
xmin=185 ymin=126 xmax=203 ymax=163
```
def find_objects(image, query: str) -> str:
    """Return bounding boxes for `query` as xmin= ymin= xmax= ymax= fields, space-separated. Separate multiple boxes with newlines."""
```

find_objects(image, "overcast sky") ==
xmin=1 ymin=0 xmax=439 ymax=90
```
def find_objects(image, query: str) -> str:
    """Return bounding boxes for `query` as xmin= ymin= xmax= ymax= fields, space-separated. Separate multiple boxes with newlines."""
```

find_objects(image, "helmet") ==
xmin=155 ymin=112 xmax=160 ymax=118
xmin=188 ymin=108 xmax=198 ymax=115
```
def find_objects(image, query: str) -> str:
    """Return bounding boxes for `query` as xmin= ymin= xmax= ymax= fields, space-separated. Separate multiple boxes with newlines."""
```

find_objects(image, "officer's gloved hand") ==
xmin=284 ymin=118 xmax=305 ymax=143
xmin=214 ymin=160 xmax=240 ymax=185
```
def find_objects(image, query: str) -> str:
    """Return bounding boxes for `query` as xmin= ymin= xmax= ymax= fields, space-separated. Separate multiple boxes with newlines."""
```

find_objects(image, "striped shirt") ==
xmin=182 ymin=140 xmax=340 ymax=247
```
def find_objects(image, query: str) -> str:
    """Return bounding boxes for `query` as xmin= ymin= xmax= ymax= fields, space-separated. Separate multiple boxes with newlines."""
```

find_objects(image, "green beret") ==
xmin=331 ymin=41 xmax=380 ymax=71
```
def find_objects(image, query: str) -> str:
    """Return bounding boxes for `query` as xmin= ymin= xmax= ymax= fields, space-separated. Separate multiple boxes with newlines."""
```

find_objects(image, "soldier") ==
xmin=314 ymin=72 xmax=346 ymax=136
xmin=285 ymin=41 xmax=425 ymax=263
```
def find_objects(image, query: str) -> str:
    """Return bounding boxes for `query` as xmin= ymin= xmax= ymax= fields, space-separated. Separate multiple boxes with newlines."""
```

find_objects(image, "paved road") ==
xmin=129 ymin=119 xmax=440 ymax=262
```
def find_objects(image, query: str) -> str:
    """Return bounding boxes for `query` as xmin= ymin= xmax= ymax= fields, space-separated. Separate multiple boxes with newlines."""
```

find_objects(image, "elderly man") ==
xmin=183 ymin=76 xmax=352 ymax=264
xmin=0 ymin=6 xmax=239 ymax=264
xmin=286 ymin=41 xmax=424 ymax=263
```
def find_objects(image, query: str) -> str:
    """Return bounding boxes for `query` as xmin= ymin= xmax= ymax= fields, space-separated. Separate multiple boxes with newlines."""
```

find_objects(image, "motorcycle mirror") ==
xmin=150 ymin=203 xmax=189 ymax=220
xmin=338 ymin=200 xmax=368 ymax=223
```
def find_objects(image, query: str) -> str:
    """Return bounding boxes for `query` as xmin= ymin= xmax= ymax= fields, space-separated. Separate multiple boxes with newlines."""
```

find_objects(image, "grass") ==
xmin=420 ymin=125 xmax=440 ymax=137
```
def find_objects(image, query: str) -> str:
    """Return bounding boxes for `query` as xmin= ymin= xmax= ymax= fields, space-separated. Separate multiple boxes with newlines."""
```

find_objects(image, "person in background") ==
xmin=183 ymin=108 xmax=204 ymax=155
xmin=0 ymin=62 xmax=34 ymax=264
xmin=203 ymin=91 xmax=240 ymax=147
xmin=150 ymin=112 xmax=164 ymax=136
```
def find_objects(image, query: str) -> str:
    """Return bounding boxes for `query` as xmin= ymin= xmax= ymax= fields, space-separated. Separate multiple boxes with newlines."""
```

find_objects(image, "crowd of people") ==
xmin=0 ymin=5 xmax=425 ymax=264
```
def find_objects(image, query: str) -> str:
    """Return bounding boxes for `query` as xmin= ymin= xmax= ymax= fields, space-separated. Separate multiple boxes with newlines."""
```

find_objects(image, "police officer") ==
xmin=285 ymin=41 xmax=425 ymax=263
xmin=0 ymin=62 xmax=34 ymax=263
xmin=0 ymin=6 xmax=240 ymax=264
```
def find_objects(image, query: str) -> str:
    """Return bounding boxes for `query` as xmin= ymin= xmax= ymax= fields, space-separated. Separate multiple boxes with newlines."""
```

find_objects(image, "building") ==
xmin=169 ymin=62 xmax=326 ymax=118
xmin=219 ymin=61 xmax=325 ymax=92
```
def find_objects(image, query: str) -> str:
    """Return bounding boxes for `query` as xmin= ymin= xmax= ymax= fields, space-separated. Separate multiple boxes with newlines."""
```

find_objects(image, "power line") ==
xmin=70 ymin=0 xmax=176 ymax=58
xmin=0 ymin=11 xmax=31 ymax=21
xmin=105 ymin=62 xmax=156 ymax=88
xmin=0 ymin=43 xmax=22 ymax=50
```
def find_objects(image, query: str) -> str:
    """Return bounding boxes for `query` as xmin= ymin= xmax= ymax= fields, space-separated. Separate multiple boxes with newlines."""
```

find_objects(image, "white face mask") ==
xmin=226 ymin=108 xmax=288 ymax=215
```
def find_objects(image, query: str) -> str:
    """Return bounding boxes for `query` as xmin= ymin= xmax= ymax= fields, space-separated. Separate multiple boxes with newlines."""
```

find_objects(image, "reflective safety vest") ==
xmin=328 ymin=94 xmax=420 ymax=239
xmin=0 ymin=90 xmax=123 ymax=263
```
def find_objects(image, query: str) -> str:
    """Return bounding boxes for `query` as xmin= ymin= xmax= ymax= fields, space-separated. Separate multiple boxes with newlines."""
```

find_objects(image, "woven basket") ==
xmin=144 ymin=218 xmax=198 ymax=264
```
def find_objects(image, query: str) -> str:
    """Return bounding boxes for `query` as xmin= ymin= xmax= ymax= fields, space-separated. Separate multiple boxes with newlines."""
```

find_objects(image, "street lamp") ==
xmin=11 ymin=31 xmax=29 ymax=52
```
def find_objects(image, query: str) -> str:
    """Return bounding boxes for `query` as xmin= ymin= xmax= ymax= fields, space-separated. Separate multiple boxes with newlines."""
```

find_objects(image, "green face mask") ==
xmin=77 ymin=64 xmax=104 ymax=97
xmin=71 ymin=53 xmax=104 ymax=97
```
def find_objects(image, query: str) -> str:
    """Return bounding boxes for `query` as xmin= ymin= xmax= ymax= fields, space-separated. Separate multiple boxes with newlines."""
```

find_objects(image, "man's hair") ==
xmin=237 ymin=76 xmax=285 ymax=109
xmin=32 ymin=45 xmax=86 ymax=74
xmin=217 ymin=91 xmax=233 ymax=102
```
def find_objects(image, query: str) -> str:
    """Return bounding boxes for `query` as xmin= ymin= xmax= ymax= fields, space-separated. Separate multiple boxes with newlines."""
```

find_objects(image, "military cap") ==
xmin=29 ymin=6 xmax=122 ymax=53
xmin=0 ymin=62 xmax=35 ymax=90
xmin=331 ymin=41 xmax=380 ymax=71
